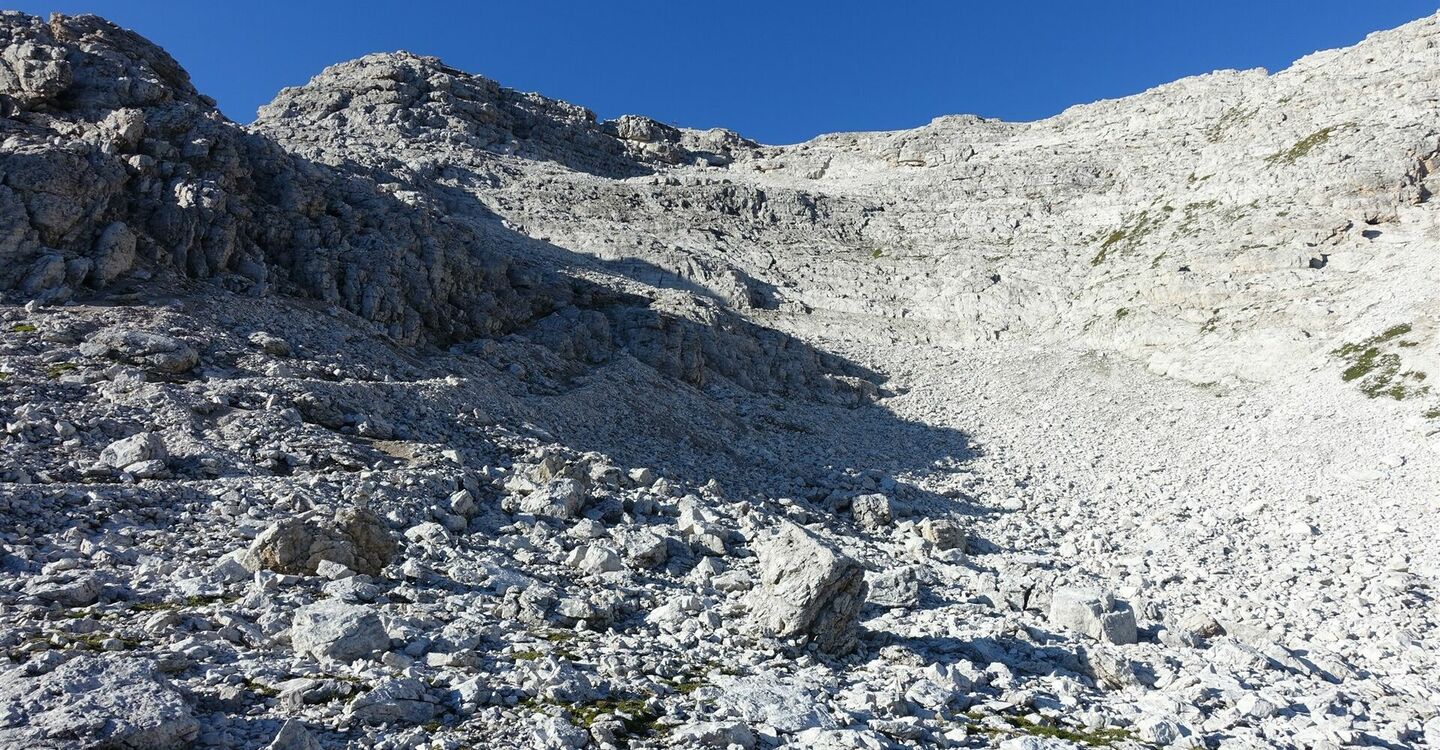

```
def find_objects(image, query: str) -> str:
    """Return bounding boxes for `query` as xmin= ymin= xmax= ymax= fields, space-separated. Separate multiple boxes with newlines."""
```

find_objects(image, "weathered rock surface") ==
xmin=263 ymin=720 xmax=323 ymax=750
xmin=242 ymin=507 xmax=396 ymax=576
xmin=345 ymin=678 xmax=440 ymax=725
xmin=289 ymin=600 xmax=389 ymax=663
xmin=0 ymin=658 xmax=198 ymax=748
xmin=745 ymin=521 xmax=867 ymax=654
xmin=98 ymin=431 xmax=166 ymax=469
xmin=81 ymin=329 xmax=198 ymax=374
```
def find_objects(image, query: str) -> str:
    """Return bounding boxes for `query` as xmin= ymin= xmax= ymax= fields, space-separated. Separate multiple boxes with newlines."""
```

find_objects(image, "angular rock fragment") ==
xmin=519 ymin=477 xmax=587 ymax=519
xmin=346 ymin=678 xmax=440 ymax=725
xmin=248 ymin=331 xmax=292 ymax=357
xmin=531 ymin=716 xmax=590 ymax=750
xmin=867 ymin=566 xmax=921 ymax=608
xmin=565 ymin=543 xmax=623 ymax=575
xmin=91 ymin=221 xmax=136 ymax=286
xmin=243 ymin=507 xmax=396 ymax=576
xmin=99 ymin=431 xmax=167 ymax=469
xmin=920 ymin=517 xmax=967 ymax=551
xmin=265 ymin=719 xmax=324 ymax=750
xmin=744 ymin=521 xmax=867 ymax=653
xmin=81 ymin=329 xmax=199 ymax=374
xmin=670 ymin=721 xmax=757 ymax=748
xmin=851 ymin=492 xmax=894 ymax=530
xmin=709 ymin=672 xmax=838 ymax=733
xmin=29 ymin=574 xmax=103 ymax=607
xmin=290 ymin=600 xmax=390 ymax=663
xmin=1049 ymin=587 xmax=1138 ymax=645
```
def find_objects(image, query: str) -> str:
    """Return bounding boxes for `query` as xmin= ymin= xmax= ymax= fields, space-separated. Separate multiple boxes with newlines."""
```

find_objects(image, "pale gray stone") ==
xmin=744 ymin=522 xmax=866 ymax=654
xmin=1049 ymin=588 xmax=1138 ymax=645
xmin=290 ymin=600 xmax=389 ymax=663
xmin=0 ymin=658 xmax=198 ymax=749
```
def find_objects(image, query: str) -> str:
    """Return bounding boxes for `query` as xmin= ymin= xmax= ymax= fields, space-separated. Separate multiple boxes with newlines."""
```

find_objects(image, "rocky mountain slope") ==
xmin=1 ymin=10 xmax=1437 ymax=750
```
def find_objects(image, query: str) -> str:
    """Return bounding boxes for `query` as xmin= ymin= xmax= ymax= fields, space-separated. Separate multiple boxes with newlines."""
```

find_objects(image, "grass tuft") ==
xmin=1332 ymin=324 xmax=1428 ymax=400
xmin=1091 ymin=211 xmax=1160 ymax=266
xmin=1266 ymin=126 xmax=1342 ymax=165
xmin=1205 ymin=105 xmax=1259 ymax=143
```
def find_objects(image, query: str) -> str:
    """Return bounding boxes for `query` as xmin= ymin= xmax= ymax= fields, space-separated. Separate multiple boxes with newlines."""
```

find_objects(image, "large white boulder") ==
xmin=290 ymin=600 xmax=390 ymax=663
xmin=744 ymin=521 xmax=867 ymax=654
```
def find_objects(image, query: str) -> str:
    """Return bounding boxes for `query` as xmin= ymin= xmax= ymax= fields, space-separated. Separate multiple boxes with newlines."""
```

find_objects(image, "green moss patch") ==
xmin=960 ymin=712 xmax=1144 ymax=748
xmin=1332 ymin=324 xmax=1430 ymax=401
xmin=1091 ymin=211 xmax=1161 ymax=266
xmin=1266 ymin=126 xmax=1342 ymax=165
xmin=1205 ymin=105 xmax=1259 ymax=143
xmin=1000 ymin=716 xmax=1139 ymax=746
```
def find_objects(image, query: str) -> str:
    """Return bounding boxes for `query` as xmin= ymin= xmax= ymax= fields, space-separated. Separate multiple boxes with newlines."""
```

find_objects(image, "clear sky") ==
xmin=11 ymin=1 xmax=1439 ymax=144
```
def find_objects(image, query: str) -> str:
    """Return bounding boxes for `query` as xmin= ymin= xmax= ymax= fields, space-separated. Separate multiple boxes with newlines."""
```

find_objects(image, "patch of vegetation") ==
xmin=1114 ymin=308 xmax=1130 ymax=321
xmin=1199 ymin=310 xmax=1222 ymax=335
xmin=569 ymin=696 xmax=653 ymax=730
xmin=522 ymin=694 xmax=667 ymax=741
xmin=1266 ymin=125 xmax=1342 ymax=165
xmin=961 ymin=712 xmax=1144 ymax=748
xmin=511 ymin=649 xmax=542 ymax=661
xmin=543 ymin=630 xmax=577 ymax=643
xmin=698 ymin=657 xmax=744 ymax=677
xmin=71 ymin=633 xmax=141 ymax=651
xmin=44 ymin=362 xmax=78 ymax=379
xmin=243 ymin=676 xmax=280 ymax=698
xmin=669 ymin=680 xmax=705 ymax=695
xmin=998 ymin=715 xmax=1141 ymax=747
xmin=870 ymin=248 xmax=884 ymax=259
xmin=1091 ymin=210 xmax=1161 ymax=266
xmin=10 ymin=323 xmax=37 ymax=333
xmin=1332 ymin=324 xmax=1430 ymax=400
xmin=1175 ymin=200 xmax=1219 ymax=237
xmin=1205 ymin=104 xmax=1259 ymax=143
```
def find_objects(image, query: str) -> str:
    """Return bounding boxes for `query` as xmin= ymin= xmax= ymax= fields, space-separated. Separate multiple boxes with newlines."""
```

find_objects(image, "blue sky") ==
xmin=13 ymin=1 xmax=1438 ymax=144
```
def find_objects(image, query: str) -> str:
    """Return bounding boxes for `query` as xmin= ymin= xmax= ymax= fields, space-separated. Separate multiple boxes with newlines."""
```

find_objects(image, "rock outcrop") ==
xmin=1048 ymin=587 xmax=1139 ymax=645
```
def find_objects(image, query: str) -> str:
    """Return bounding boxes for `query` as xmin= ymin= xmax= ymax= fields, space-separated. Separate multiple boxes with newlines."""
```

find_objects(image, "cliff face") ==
xmin=9 ymin=12 xmax=1440 ymax=397
xmin=251 ymin=11 xmax=1440 ymax=400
